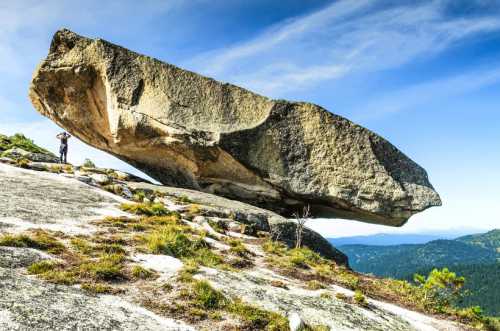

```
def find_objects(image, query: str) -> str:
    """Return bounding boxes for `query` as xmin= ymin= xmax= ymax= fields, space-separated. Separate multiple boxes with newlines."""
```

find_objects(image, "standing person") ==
xmin=56 ymin=132 xmax=71 ymax=164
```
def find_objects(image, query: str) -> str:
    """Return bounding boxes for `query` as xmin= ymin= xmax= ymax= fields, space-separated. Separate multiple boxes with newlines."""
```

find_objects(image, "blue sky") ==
xmin=1 ymin=0 xmax=499 ymax=237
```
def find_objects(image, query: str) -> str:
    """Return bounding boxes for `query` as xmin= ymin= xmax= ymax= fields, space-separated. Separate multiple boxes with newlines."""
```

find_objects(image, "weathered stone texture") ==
xmin=29 ymin=29 xmax=441 ymax=226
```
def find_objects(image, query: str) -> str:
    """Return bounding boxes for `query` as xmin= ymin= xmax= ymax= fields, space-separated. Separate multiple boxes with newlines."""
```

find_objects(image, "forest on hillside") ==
xmin=339 ymin=230 xmax=500 ymax=316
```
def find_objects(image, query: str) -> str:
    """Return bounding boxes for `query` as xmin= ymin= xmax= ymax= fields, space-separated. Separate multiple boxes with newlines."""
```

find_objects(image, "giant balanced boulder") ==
xmin=29 ymin=29 xmax=441 ymax=226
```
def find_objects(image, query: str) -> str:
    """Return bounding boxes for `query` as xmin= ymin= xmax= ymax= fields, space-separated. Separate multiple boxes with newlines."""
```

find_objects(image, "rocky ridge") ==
xmin=29 ymin=29 xmax=442 ymax=226
xmin=0 ymin=145 xmax=472 ymax=330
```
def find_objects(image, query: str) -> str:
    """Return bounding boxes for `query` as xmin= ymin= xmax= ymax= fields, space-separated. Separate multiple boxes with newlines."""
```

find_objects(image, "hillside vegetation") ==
xmin=0 ymin=133 xmax=54 ymax=155
xmin=456 ymin=230 xmax=500 ymax=252
xmin=341 ymin=239 xmax=498 ymax=279
xmin=408 ymin=264 xmax=500 ymax=317
xmin=340 ymin=230 xmax=500 ymax=317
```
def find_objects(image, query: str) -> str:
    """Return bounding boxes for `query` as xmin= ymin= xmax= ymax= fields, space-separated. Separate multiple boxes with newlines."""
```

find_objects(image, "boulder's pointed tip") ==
xmin=49 ymin=28 xmax=83 ymax=55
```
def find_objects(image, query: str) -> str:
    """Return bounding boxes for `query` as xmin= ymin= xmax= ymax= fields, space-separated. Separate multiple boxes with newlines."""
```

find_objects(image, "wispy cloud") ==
xmin=0 ymin=0 xmax=181 ymax=77
xmin=352 ymin=66 xmax=500 ymax=121
xmin=187 ymin=0 xmax=500 ymax=96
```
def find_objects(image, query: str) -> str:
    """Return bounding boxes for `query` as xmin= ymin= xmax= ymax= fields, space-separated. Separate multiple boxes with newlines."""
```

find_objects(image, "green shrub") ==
xmin=15 ymin=158 xmax=30 ymax=168
xmin=262 ymin=240 xmax=287 ymax=255
xmin=49 ymin=164 xmax=63 ymax=173
xmin=193 ymin=280 xmax=228 ymax=309
xmin=288 ymin=248 xmax=322 ymax=267
xmin=353 ymin=290 xmax=367 ymax=306
xmin=82 ymin=158 xmax=96 ymax=168
xmin=132 ymin=190 xmax=146 ymax=202
xmin=414 ymin=268 xmax=465 ymax=310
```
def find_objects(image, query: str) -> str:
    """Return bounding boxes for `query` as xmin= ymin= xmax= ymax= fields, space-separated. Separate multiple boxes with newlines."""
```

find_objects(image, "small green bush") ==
xmin=82 ymin=158 xmax=96 ymax=168
xmin=193 ymin=280 xmax=228 ymax=310
xmin=16 ymin=158 xmax=30 ymax=168
xmin=132 ymin=190 xmax=146 ymax=202
xmin=353 ymin=290 xmax=367 ymax=306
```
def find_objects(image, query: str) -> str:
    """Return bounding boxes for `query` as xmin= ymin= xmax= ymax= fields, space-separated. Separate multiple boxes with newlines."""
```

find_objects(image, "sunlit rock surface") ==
xmin=29 ymin=29 xmax=441 ymax=226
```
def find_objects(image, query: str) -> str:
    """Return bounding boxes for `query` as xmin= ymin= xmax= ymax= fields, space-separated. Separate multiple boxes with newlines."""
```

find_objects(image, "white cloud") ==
xmin=352 ymin=66 xmax=500 ymax=120
xmin=187 ymin=0 xmax=500 ymax=96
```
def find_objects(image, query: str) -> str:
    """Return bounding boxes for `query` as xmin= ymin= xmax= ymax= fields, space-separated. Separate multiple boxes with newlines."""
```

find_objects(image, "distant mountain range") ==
xmin=337 ymin=229 xmax=500 ymax=316
xmin=328 ymin=229 xmax=483 ymax=246
xmin=329 ymin=233 xmax=444 ymax=246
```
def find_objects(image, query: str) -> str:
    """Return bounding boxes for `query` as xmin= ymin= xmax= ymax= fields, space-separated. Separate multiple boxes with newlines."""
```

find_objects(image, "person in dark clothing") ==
xmin=56 ymin=132 xmax=71 ymax=164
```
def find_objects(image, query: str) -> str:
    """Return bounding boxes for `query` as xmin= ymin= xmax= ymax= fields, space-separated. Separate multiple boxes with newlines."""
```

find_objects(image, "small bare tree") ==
xmin=293 ymin=204 xmax=311 ymax=249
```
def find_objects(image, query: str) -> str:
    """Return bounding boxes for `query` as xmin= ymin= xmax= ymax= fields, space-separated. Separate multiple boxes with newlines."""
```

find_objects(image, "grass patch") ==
xmin=27 ymin=260 xmax=59 ymax=275
xmin=207 ymin=220 xmax=227 ymax=234
xmin=228 ymin=299 xmax=289 ymax=331
xmin=226 ymin=238 xmax=250 ymax=257
xmin=177 ymin=195 xmax=192 ymax=204
xmin=262 ymin=239 xmax=287 ymax=255
xmin=78 ymin=253 xmax=126 ymax=281
xmin=306 ymin=280 xmax=326 ymax=290
xmin=70 ymin=238 xmax=94 ymax=255
xmin=304 ymin=325 xmax=330 ymax=331
xmin=187 ymin=204 xmax=201 ymax=215
xmin=120 ymin=202 xmax=173 ymax=217
xmin=97 ymin=243 xmax=126 ymax=255
xmin=49 ymin=165 xmax=62 ymax=173
xmin=142 ymin=221 xmax=224 ymax=268
xmin=40 ymin=270 xmax=77 ymax=285
xmin=82 ymin=158 xmax=96 ymax=168
xmin=193 ymin=280 xmax=228 ymax=309
xmin=132 ymin=190 xmax=146 ymax=202
xmin=0 ymin=231 xmax=65 ymax=254
xmin=176 ymin=278 xmax=289 ymax=330
xmin=81 ymin=282 xmax=116 ymax=294
xmin=103 ymin=184 xmax=123 ymax=195
xmin=131 ymin=265 xmax=156 ymax=279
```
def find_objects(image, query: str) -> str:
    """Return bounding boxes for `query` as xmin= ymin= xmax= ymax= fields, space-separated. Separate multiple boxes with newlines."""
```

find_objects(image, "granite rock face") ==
xmin=29 ymin=29 xmax=441 ymax=226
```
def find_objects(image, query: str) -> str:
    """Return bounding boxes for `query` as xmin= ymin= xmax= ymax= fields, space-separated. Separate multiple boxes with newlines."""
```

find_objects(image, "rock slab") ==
xmin=29 ymin=29 xmax=441 ymax=226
